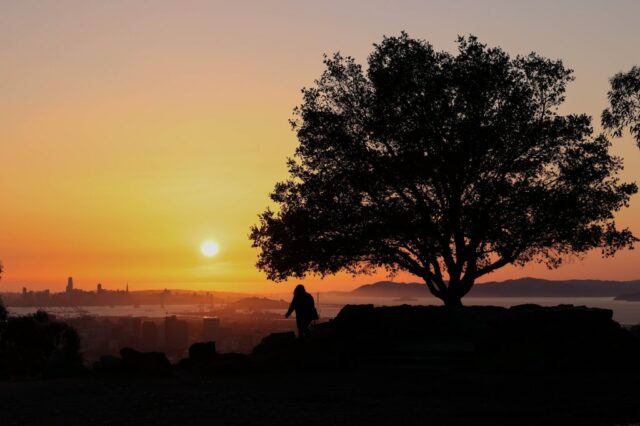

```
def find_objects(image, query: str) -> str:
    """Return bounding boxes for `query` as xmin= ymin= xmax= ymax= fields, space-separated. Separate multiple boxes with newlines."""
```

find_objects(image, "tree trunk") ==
xmin=422 ymin=277 xmax=467 ymax=307
xmin=441 ymin=293 xmax=463 ymax=307
xmin=424 ymin=282 xmax=464 ymax=307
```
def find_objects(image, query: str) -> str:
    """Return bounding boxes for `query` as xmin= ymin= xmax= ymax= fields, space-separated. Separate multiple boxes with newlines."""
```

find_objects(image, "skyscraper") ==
xmin=164 ymin=315 xmax=188 ymax=356
xmin=202 ymin=317 xmax=220 ymax=342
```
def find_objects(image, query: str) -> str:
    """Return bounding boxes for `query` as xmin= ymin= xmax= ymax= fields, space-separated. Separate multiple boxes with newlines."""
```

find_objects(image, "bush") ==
xmin=0 ymin=297 xmax=7 ymax=322
xmin=0 ymin=310 xmax=84 ymax=379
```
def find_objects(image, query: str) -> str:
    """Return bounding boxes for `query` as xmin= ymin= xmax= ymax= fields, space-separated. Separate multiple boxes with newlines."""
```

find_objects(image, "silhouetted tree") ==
xmin=0 ymin=264 xmax=6 ymax=322
xmin=0 ymin=298 xmax=6 ymax=323
xmin=0 ymin=310 xmax=83 ymax=378
xmin=251 ymin=34 xmax=637 ymax=306
xmin=602 ymin=66 xmax=640 ymax=148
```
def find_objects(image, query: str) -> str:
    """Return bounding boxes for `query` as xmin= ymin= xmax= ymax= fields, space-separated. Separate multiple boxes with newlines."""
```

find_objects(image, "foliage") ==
xmin=251 ymin=34 xmax=637 ymax=306
xmin=602 ymin=66 xmax=640 ymax=148
xmin=0 ymin=297 xmax=6 ymax=322
xmin=0 ymin=310 xmax=83 ymax=378
xmin=0 ymin=263 xmax=5 ymax=321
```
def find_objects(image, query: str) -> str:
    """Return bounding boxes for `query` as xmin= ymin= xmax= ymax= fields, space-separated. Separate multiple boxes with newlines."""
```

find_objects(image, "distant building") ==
xmin=202 ymin=317 xmax=220 ymax=342
xmin=119 ymin=317 xmax=141 ymax=336
xmin=97 ymin=283 xmax=103 ymax=293
xmin=141 ymin=321 xmax=159 ymax=351
xmin=66 ymin=277 xmax=74 ymax=294
xmin=164 ymin=315 xmax=188 ymax=356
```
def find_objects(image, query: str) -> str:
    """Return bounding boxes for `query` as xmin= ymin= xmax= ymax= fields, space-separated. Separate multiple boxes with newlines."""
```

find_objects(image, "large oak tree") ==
xmin=602 ymin=66 xmax=640 ymax=148
xmin=251 ymin=34 xmax=637 ymax=306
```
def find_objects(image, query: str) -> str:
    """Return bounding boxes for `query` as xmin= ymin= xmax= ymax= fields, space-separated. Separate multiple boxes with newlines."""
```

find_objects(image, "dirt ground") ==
xmin=1 ymin=367 xmax=639 ymax=426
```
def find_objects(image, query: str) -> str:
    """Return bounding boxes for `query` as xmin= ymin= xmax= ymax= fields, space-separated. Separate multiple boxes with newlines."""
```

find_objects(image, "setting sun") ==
xmin=201 ymin=240 xmax=220 ymax=257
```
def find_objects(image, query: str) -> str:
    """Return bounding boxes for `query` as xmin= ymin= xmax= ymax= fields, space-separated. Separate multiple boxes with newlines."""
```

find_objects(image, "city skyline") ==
xmin=1 ymin=1 xmax=640 ymax=293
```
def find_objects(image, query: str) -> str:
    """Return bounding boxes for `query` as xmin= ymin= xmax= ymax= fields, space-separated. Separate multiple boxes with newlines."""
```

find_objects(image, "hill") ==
xmin=230 ymin=297 xmax=289 ymax=310
xmin=615 ymin=292 xmax=640 ymax=301
xmin=349 ymin=281 xmax=427 ymax=297
xmin=347 ymin=278 xmax=640 ymax=298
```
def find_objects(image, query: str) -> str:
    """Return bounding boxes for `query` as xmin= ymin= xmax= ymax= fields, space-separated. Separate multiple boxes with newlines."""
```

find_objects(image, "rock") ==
xmin=119 ymin=347 xmax=172 ymax=377
xmin=251 ymin=332 xmax=297 ymax=357
xmin=323 ymin=304 xmax=640 ymax=372
xmin=92 ymin=355 xmax=123 ymax=373
xmin=213 ymin=353 xmax=251 ymax=374
xmin=188 ymin=341 xmax=217 ymax=364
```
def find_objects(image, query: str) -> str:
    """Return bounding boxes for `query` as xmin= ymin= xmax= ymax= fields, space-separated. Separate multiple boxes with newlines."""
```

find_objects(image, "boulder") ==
xmin=119 ymin=347 xmax=172 ymax=377
xmin=251 ymin=331 xmax=297 ymax=357
xmin=188 ymin=341 xmax=217 ymax=364
xmin=324 ymin=304 xmax=640 ymax=372
xmin=92 ymin=355 xmax=123 ymax=374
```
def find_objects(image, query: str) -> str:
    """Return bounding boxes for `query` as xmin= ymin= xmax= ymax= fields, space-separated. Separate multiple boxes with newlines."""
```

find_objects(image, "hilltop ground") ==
xmin=3 ymin=304 xmax=640 ymax=425
xmin=1 ymin=368 xmax=640 ymax=425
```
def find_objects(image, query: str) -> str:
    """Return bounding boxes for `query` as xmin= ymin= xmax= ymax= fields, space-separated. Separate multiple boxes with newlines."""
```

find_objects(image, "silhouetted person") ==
xmin=285 ymin=284 xmax=318 ymax=339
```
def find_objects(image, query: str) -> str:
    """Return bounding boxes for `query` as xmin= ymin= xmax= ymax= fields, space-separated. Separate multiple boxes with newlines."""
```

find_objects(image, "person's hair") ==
xmin=294 ymin=284 xmax=306 ymax=296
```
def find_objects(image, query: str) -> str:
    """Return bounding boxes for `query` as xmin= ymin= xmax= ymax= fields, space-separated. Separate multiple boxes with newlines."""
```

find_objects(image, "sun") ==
xmin=200 ymin=240 xmax=220 ymax=257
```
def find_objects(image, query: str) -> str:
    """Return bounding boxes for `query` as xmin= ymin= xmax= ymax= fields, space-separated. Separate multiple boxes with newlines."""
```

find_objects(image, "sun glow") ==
xmin=201 ymin=240 xmax=220 ymax=257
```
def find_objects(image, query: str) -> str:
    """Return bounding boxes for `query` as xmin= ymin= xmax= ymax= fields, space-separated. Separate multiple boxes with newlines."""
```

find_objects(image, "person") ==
xmin=285 ymin=284 xmax=319 ymax=339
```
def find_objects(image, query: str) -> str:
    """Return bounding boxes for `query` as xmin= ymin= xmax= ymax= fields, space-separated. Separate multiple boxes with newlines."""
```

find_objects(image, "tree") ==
xmin=0 ymin=263 xmax=5 ymax=322
xmin=0 ymin=310 xmax=83 ymax=378
xmin=250 ymin=34 xmax=637 ymax=306
xmin=602 ymin=66 xmax=640 ymax=148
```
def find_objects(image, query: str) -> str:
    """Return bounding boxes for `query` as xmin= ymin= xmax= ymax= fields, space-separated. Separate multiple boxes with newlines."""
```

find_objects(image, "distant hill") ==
xmin=470 ymin=278 xmax=640 ymax=298
xmin=230 ymin=297 xmax=289 ymax=310
xmin=615 ymin=292 xmax=640 ymax=301
xmin=347 ymin=278 xmax=640 ymax=298
xmin=349 ymin=281 xmax=428 ymax=298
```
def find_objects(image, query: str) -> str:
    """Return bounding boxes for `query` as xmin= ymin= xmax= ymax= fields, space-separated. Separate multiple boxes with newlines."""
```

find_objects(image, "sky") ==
xmin=1 ymin=0 xmax=639 ymax=293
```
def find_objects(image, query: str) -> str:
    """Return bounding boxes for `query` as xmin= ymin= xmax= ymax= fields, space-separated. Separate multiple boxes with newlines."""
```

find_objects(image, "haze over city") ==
xmin=1 ymin=0 xmax=639 ymax=294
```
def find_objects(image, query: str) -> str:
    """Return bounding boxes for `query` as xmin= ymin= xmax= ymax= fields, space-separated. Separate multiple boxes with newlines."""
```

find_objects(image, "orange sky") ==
xmin=1 ymin=1 xmax=639 ymax=294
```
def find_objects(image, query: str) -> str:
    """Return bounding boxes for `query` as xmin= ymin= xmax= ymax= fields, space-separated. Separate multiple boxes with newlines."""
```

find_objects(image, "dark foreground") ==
xmin=3 ymin=304 xmax=640 ymax=425
xmin=1 ymin=367 xmax=640 ymax=426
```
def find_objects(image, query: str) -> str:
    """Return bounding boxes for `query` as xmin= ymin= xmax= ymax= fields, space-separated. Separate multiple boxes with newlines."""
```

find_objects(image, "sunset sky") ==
xmin=1 ymin=0 xmax=639 ymax=293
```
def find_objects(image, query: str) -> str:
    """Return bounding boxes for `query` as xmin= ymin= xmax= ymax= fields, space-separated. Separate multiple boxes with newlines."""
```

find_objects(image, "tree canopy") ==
xmin=0 ymin=263 xmax=5 ymax=321
xmin=602 ymin=66 xmax=640 ymax=148
xmin=250 ymin=34 xmax=637 ymax=306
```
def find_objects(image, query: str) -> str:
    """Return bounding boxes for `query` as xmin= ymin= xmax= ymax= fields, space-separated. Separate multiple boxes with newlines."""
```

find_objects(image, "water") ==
xmin=8 ymin=296 xmax=640 ymax=325
xmin=6 ymin=304 xmax=223 ymax=319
